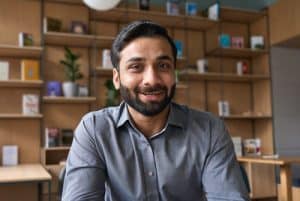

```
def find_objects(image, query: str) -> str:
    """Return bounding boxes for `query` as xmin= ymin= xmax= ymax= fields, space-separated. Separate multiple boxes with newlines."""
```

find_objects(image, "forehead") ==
xmin=120 ymin=36 xmax=173 ymax=59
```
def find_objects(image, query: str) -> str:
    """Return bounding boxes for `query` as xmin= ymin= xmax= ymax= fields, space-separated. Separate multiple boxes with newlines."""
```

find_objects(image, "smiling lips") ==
xmin=139 ymin=90 xmax=165 ymax=101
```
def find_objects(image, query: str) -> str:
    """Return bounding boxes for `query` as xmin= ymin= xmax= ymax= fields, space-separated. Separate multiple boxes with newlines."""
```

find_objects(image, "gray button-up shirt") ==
xmin=62 ymin=102 xmax=249 ymax=201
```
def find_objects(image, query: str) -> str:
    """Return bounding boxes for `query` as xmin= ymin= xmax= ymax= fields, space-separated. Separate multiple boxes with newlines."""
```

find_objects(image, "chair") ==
xmin=58 ymin=166 xmax=66 ymax=200
xmin=239 ymin=165 xmax=251 ymax=193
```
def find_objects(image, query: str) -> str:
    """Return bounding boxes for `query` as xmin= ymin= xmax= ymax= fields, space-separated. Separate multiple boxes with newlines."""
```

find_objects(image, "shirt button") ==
xmin=148 ymin=171 xmax=154 ymax=176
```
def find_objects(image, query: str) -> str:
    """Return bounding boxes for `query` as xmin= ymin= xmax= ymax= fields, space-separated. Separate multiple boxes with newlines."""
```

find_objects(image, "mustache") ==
xmin=134 ymin=84 xmax=168 ymax=94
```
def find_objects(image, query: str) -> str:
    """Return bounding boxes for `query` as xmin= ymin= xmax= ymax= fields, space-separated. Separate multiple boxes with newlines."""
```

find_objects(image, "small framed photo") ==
xmin=70 ymin=21 xmax=88 ymax=34
xmin=231 ymin=36 xmax=244 ymax=48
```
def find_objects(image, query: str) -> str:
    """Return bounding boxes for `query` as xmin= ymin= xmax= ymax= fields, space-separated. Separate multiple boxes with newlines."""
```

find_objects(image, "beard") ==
xmin=120 ymin=82 xmax=176 ymax=116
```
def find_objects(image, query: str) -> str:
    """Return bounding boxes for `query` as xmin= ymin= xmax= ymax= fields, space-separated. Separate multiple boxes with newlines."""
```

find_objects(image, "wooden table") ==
xmin=238 ymin=156 xmax=300 ymax=201
xmin=0 ymin=164 xmax=52 ymax=201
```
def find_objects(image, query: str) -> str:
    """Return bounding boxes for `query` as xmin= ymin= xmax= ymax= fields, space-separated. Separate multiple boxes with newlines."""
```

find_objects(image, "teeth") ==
xmin=142 ymin=91 xmax=162 ymax=95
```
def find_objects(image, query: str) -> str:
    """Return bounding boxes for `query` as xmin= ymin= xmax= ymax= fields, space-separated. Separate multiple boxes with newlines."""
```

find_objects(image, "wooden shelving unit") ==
xmin=220 ymin=7 xmax=266 ymax=23
xmin=0 ymin=45 xmax=42 ymax=58
xmin=0 ymin=80 xmax=43 ymax=88
xmin=207 ymin=47 xmax=268 ymax=58
xmin=41 ymin=147 xmax=70 ymax=165
xmin=43 ymin=96 xmax=96 ymax=103
xmin=44 ymin=31 xmax=114 ymax=48
xmin=0 ymin=1 xmax=46 ymax=200
xmin=180 ymin=72 xmax=270 ymax=82
xmin=0 ymin=114 xmax=43 ymax=119
xmin=90 ymin=8 xmax=218 ymax=31
xmin=222 ymin=115 xmax=272 ymax=120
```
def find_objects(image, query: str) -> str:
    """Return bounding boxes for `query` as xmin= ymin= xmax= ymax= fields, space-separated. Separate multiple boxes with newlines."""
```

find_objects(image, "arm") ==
xmin=62 ymin=115 xmax=106 ymax=201
xmin=202 ymin=118 xmax=250 ymax=201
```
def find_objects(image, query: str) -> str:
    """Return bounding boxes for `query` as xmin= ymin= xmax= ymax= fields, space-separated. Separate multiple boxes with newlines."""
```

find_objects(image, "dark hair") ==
xmin=111 ymin=20 xmax=177 ymax=69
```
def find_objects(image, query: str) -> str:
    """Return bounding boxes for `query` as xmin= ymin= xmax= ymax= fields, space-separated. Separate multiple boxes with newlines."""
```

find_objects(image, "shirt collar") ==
xmin=116 ymin=102 xmax=185 ymax=129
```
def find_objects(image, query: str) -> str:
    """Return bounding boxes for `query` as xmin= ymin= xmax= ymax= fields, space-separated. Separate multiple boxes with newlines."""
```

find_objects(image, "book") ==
xmin=166 ymin=1 xmax=180 ymax=16
xmin=251 ymin=35 xmax=264 ymax=49
xmin=46 ymin=81 xmax=62 ymax=96
xmin=185 ymin=2 xmax=198 ymax=16
xmin=137 ymin=0 xmax=150 ymax=10
xmin=236 ymin=61 xmax=249 ymax=75
xmin=0 ymin=61 xmax=9 ymax=80
xmin=218 ymin=100 xmax=230 ymax=116
xmin=231 ymin=36 xmax=244 ymax=48
xmin=18 ymin=32 xmax=33 ymax=47
xmin=174 ymin=40 xmax=183 ymax=58
xmin=45 ymin=128 xmax=60 ymax=147
xmin=196 ymin=59 xmax=208 ymax=73
xmin=70 ymin=21 xmax=88 ymax=34
xmin=2 ymin=145 xmax=18 ymax=166
xmin=61 ymin=129 xmax=74 ymax=146
xmin=44 ymin=17 xmax=62 ymax=32
xmin=219 ymin=34 xmax=231 ymax=48
xmin=208 ymin=3 xmax=219 ymax=20
xmin=232 ymin=137 xmax=242 ymax=157
xmin=102 ymin=49 xmax=114 ymax=69
xmin=21 ymin=59 xmax=40 ymax=80
xmin=22 ymin=94 xmax=39 ymax=115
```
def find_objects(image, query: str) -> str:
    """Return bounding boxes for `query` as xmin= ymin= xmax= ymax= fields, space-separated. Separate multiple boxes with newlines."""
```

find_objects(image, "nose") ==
xmin=142 ymin=66 xmax=162 ymax=86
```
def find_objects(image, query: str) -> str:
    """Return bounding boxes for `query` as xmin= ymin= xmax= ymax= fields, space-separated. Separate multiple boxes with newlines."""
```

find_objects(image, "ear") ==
xmin=112 ymin=68 xmax=120 ymax=90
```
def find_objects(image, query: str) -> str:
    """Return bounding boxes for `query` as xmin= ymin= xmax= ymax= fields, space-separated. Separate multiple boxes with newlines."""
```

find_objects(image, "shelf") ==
xmin=43 ymin=146 xmax=70 ymax=151
xmin=176 ymin=83 xmax=188 ymax=89
xmin=0 ymin=45 xmax=42 ymax=58
xmin=44 ymin=32 xmax=114 ymax=48
xmin=0 ymin=114 xmax=43 ymax=119
xmin=90 ymin=8 xmax=217 ymax=31
xmin=207 ymin=47 xmax=268 ymax=58
xmin=221 ymin=115 xmax=272 ymax=120
xmin=179 ymin=72 xmax=270 ymax=82
xmin=43 ymin=96 xmax=96 ymax=103
xmin=0 ymin=80 xmax=43 ymax=88
xmin=93 ymin=67 xmax=113 ymax=77
xmin=44 ymin=32 xmax=94 ymax=47
xmin=220 ymin=7 xmax=266 ymax=23
xmin=45 ymin=0 xmax=83 ymax=5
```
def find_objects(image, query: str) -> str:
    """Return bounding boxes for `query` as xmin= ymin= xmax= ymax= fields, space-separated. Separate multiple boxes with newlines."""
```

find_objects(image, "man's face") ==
xmin=113 ymin=36 xmax=176 ymax=116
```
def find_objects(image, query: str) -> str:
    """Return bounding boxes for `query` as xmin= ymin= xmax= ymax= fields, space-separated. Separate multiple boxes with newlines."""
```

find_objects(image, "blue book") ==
xmin=219 ymin=34 xmax=231 ymax=48
xmin=174 ymin=40 xmax=183 ymax=58
xmin=185 ymin=2 xmax=198 ymax=16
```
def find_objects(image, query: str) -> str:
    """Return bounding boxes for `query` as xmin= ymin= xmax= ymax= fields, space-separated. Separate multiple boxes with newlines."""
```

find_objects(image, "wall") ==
xmin=271 ymin=47 xmax=300 ymax=178
xmin=269 ymin=0 xmax=300 ymax=46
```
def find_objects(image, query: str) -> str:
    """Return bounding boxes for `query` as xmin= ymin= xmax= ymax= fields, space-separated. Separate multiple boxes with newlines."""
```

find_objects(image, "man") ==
xmin=62 ymin=20 xmax=249 ymax=201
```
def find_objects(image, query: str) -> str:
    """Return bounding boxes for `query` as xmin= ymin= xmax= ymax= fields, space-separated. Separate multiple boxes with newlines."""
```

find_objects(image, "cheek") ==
xmin=120 ymin=75 xmax=140 ymax=90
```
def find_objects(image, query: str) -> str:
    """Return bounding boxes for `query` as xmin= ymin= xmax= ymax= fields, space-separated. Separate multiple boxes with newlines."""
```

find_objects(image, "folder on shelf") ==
xmin=0 ymin=61 xmax=9 ymax=80
xmin=21 ymin=59 xmax=40 ymax=80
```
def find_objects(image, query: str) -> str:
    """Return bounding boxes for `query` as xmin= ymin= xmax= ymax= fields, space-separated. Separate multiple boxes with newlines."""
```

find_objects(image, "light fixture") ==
xmin=83 ymin=0 xmax=121 ymax=11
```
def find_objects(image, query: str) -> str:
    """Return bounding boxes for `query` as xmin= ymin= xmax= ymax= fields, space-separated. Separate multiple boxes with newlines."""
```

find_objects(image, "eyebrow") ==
xmin=126 ymin=57 xmax=145 ymax=64
xmin=157 ymin=55 xmax=173 ymax=62
xmin=125 ymin=55 xmax=173 ymax=64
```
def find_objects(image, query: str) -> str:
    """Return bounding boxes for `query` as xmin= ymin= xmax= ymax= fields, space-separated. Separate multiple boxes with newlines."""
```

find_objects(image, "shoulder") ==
xmin=172 ymin=102 xmax=221 ymax=126
xmin=80 ymin=105 xmax=121 ymax=129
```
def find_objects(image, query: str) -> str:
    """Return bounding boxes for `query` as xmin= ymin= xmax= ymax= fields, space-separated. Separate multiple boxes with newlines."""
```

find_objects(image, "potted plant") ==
xmin=105 ymin=79 xmax=119 ymax=106
xmin=60 ymin=47 xmax=83 ymax=97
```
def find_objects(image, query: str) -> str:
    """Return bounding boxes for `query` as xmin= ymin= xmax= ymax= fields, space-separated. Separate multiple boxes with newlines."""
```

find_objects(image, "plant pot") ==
xmin=62 ymin=81 xmax=78 ymax=97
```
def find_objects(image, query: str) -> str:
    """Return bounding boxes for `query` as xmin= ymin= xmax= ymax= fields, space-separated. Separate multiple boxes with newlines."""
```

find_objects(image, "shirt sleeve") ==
xmin=202 ymin=118 xmax=250 ymax=201
xmin=62 ymin=115 xmax=106 ymax=201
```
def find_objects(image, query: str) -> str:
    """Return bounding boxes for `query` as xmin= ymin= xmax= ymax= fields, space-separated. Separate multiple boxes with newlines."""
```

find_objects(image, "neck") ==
xmin=127 ymin=105 xmax=170 ymax=138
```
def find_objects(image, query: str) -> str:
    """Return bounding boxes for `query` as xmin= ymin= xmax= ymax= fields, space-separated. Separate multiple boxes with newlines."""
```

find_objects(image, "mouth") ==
xmin=139 ymin=90 xmax=165 ymax=101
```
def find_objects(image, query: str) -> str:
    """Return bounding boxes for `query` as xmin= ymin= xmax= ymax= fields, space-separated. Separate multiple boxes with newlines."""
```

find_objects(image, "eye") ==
xmin=128 ymin=63 xmax=143 ymax=72
xmin=158 ymin=62 xmax=172 ymax=71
